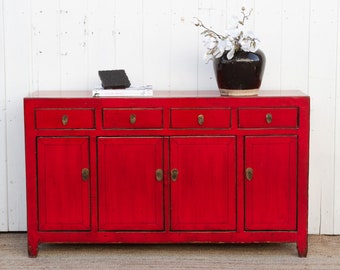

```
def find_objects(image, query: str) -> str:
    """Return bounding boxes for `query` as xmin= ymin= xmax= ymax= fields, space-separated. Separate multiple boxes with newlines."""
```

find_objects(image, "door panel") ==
xmin=98 ymin=137 xmax=164 ymax=231
xmin=37 ymin=137 xmax=91 ymax=231
xmin=245 ymin=136 xmax=297 ymax=231
xmin=170 ymin=136 xmax=236 ymax=231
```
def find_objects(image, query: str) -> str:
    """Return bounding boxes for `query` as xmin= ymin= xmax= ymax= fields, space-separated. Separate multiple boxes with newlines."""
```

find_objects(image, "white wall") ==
xmin=0 ymin=0 xmax=339 ymax=234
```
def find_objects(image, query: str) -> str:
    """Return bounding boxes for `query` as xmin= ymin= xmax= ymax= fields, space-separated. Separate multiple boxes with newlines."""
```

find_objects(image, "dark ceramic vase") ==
xmin=213 ymin=49 xmax=266 ymax=96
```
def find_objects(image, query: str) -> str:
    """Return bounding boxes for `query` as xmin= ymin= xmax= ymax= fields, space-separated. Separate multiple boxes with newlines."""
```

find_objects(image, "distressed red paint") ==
xmin=24 ymin=90 xmax=309 ymax=257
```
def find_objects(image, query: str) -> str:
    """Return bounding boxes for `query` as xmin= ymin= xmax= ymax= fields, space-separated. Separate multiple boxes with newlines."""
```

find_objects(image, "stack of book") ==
xmin=92 ymin=85 xmax=153 ymax=97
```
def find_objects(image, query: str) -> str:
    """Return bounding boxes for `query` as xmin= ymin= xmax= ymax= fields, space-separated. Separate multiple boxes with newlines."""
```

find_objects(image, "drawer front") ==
xmin=35 ymin=109 xmax=95 ymax=129
xmin=171 ymin=108 xmax=231 ymax=128
xmin=103 ymin=108 xmax=163 ymax=129
xmin=238 ymin=108 xmax=298 ymax=128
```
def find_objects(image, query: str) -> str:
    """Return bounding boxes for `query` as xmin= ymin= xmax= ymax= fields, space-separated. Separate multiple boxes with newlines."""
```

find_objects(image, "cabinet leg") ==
xmin=28 ymin=239 xmax=39 ymax=258
xmin=297 ymin=238 xmax=308 ymax=257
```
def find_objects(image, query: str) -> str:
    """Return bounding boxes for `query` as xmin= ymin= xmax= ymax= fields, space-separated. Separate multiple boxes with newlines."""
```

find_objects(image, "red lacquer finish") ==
xmin=238 ymin=107 xmax=298 ymax=128
xmin=170 ymin=136 xmax=236 ymax=231
xmin=24 ymin=90 xmax=310 ymax=257
xmin=103 ymin=108 xmax=163 ymax=129
xmin=170 ymin=108 xmax=231 ymax=129
xmin=245 ymin=136 xmax=297 ymax=231
xmin=37 ymin=137 xmax=91 ymax=231
xmin=35 ymin=109 xmax=95 ymax=129
xmin=97 ymin=137 xmax=164 ymax=231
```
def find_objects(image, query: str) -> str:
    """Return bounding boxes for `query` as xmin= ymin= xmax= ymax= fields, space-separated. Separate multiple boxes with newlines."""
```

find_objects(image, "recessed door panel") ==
xmin=170 ymin=136 xmax=236 ymax=231
xmin=37 ymin=137 xmax=91 ymax=231
xmin=245 ymin=136 xmax=297 ymax=231
xmin=98 ymin=137 xmax=164 ymax=231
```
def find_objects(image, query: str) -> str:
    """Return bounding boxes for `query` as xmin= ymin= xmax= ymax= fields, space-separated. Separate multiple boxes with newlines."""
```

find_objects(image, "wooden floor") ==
xmin=0 ymin=233 xmax=339 ymax=269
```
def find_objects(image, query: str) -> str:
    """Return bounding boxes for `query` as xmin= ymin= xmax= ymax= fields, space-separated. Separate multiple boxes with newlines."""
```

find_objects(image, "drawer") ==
xmin=238 ymin=108 xmax=298 ymax=128
xmin=171 ymin=108 xmax=231 ymax=128
xmin=103 ymin=108 xmax=163 ymax=129
xmin=35 ymin=109 xmax=95 ymax=129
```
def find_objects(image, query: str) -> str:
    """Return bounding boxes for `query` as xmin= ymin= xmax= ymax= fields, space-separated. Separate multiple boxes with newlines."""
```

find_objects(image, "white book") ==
xmin=92 ymin=86 xmax=153 ymax=97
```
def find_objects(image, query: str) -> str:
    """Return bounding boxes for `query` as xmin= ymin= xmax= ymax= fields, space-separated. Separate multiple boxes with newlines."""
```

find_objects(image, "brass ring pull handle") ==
xmin=198 ymin=114 xmax=204 ymax=126
xmin=82 ymin=168 xmax=90 ymax=181
xmin=155 ymin=169 xmax=163 ymax=182
xmin=171 ymin=168 xmax=179 ymax=182
xmin=130 ymin=114 xmax=136 ymax=125
xmin=245 ymin=168 xmax=253 ymax=181
xmin=62 ymin=115 xmax=69 ymax=126
xmin=266 ymin=113 xmax=273 ymax=124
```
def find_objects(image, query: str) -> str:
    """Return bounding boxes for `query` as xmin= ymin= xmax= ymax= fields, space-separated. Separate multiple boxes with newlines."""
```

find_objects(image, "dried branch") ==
xmin=238 ymin=7 xmax=253 ymax=28
xmin=193 ymin=17 xmax=226 ymax=40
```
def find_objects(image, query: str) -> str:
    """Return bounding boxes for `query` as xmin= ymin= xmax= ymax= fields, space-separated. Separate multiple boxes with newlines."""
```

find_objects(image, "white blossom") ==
xmin=226 ymin=28 xmax=242 ymax=39
xmin=227 ymin=48 xmax=235 ymax=60
xmin=194 ymin=7 xmax=259 ymax=61
xmin=246 ymin=30 xmax=256 ymax=39
xmin=202 ymin=36 xmax=216 ymax=50
xmin=203 ymin=52 xmax=213 ymax=63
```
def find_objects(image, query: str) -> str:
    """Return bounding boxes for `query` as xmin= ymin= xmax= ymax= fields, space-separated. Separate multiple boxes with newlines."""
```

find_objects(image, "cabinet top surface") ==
xmin=27 ymin=90 xmax=308 ymax=99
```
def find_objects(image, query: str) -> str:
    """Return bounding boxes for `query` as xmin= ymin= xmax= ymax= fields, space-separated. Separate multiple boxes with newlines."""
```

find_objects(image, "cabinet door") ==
xmin=245 ymin=136 xmax=297 ymax=231
xmin=170 ymin=136 xmax=236 ymax=231
xmin=37 ymin=137 xmax=91 ymax=231
xmin=98 ymin=137 xmax=164 ymax=231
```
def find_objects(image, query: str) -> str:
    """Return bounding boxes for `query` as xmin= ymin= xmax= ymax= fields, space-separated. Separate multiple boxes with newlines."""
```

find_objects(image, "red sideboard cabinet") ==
xmin=24 ymin=90 xmax=310 ymax=257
